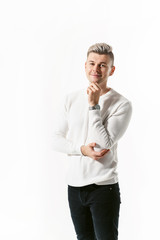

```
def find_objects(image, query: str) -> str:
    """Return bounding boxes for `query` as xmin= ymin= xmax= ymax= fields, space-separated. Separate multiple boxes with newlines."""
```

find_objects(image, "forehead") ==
xmin=87 ymin=52 xmax=111 ymax=64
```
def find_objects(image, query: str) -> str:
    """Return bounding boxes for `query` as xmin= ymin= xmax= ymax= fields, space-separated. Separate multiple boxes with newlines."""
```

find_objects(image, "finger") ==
xmin=93 ymin=150 xmax=110 ymax=160
xmin=90 ymin=83 xmax=99 ymax=91
xmin=94 ymin=149 xmax=110 ymax=157
xmin=90 ymin=83 xmax=101 ymax=90
xmin=102 ymin=149 xmax=110 ymax=155
xmin=89 ymin=85 xmax=97 ymax=92
xmin=94 ymin=82 xmax=102 ymax=89
xmin=101 ymin=149 xmax=110 ymax=155
xmin=94 ymin=152 xmax=104 ymax=157
xmin=101 ymin=149 xmax=110 ymax=153
xmin=93 ymin=155 xmax=106 ymax=161
xmin=93 ymin=156 xmax=102 ymax=161
xmin=87 ymin=87 xmax=92 ymax=94
xmin=89 ymin=142 xmax=96 ymax=148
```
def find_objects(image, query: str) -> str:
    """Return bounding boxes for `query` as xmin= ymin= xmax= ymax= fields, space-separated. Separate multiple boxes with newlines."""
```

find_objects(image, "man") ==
xmin=52 ymin=43 xmax=132 ymax=240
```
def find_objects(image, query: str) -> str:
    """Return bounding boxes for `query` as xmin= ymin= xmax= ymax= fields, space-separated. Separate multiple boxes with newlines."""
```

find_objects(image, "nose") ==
xmin=93 ymin=64 xmax=100 ymax=72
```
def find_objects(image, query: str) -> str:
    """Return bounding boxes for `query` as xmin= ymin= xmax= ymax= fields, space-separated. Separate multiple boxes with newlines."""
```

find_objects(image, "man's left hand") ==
xmin=87 ymin=83 xmax=101 ymax=106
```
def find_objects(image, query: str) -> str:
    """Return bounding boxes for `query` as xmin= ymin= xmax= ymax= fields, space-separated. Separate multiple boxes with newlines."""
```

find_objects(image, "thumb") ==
xmin=89 ymin=142 xmax=96 ymax=148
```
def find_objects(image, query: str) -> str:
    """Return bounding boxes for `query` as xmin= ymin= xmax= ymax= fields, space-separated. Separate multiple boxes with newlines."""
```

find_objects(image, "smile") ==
xmin=91 ymin=74 xmax=101 ymax=77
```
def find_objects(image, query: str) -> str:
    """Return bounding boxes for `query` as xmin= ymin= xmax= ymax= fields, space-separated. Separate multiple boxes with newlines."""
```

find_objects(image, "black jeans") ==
xmin=68 ymin=183 xmax=121 ymax=240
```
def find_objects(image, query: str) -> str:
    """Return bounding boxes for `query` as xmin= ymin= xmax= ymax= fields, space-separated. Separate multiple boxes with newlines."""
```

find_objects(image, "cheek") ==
xmin=87 ymin=68 xmax=92 ymax=74
xmin=103 ymin=70 xmax=110 ymax=76
xmin=101 ymin=70 xmax=107 ymax=76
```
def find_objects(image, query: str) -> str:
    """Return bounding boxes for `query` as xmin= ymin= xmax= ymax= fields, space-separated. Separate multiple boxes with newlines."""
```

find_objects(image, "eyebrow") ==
xmin=89 ymin=60 xmax=107 ymax=65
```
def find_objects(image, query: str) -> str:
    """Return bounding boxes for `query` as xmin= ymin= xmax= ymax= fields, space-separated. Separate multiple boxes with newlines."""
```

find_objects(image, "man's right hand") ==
xmin=80 ymin=143 xmax=110 ymax=160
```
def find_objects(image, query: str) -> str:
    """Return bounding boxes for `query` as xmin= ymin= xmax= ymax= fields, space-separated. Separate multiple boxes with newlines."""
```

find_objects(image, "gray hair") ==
xmin=87 ymin=43 xmax=114 ymax=65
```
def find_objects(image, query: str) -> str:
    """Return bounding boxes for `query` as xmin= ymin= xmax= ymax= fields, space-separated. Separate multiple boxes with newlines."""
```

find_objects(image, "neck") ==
xmin=100 ymin=85 xmax=111 ymax=96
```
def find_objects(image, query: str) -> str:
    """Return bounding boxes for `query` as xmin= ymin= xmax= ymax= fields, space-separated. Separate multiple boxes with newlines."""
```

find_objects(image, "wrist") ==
xmin=89 ymin=102 xmax=98 ymax=106
xmin=89 ymin=104 xmax=100 ymax=110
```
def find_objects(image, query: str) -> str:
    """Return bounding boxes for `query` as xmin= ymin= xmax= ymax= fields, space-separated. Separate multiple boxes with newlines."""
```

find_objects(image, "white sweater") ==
xmin=52 ymin=88 xmax=132 ymax=187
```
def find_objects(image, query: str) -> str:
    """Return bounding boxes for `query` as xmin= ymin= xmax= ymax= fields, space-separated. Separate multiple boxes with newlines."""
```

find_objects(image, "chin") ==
xmin=89 ymin=78 xmax=101 ymax=83
xmin=91 ymin=79 xmax=98 ymax=83
xmin=92 ymin=79 xmax=102 ymax=84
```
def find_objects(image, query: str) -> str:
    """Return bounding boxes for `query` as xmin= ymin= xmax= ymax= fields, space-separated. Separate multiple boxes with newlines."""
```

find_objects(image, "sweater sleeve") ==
xmin=88 ymin=101 xmax=132 ymax=151
xmin=51 ymin=97 xmax=82 ymax=155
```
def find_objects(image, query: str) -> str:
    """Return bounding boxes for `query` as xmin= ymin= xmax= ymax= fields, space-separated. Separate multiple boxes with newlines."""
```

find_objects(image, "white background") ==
xmin=0 ymin=0 xmax=160 ymax=239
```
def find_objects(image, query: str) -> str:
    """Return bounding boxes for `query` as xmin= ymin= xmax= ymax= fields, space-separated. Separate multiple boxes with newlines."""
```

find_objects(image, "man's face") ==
xmin=85 ymin=52 xmax=115 ymax=85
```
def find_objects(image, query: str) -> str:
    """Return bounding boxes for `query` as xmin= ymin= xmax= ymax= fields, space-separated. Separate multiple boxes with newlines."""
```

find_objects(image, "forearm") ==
xmin=88 ymin=102 xmax=132 ymax=150
xmin=88 ymin=110 xmax=112 ymax=150
xmin=52 ymin=133 xmax=82 ymax=155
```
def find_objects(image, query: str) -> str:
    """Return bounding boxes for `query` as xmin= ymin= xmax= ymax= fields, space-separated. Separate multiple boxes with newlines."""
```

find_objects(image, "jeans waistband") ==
xmin=68 ymin=182 xmax=119 ymax=190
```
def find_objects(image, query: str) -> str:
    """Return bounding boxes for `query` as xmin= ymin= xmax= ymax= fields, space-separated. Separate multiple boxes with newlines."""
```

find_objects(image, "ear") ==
xmin=109 ymin=66 xmax=115 ymax=76
xmin=85 ymin=62 xmax=87 ymax=69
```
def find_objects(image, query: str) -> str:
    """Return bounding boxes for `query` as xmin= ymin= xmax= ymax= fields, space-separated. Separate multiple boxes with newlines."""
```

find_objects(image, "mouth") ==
xmin=90 ymin=74 xmax=101 ymax=77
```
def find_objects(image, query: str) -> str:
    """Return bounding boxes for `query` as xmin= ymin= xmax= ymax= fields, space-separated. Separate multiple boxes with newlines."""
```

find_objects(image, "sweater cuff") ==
xmin=68 ymin=143 xmax=83 ymax=156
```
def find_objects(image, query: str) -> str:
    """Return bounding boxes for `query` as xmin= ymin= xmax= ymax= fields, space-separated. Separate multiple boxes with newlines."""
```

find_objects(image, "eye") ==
xmin=100 ymin=64 xmax=106 ymax=67
xmin=89 ymin=63 xmax=94 ymax=66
